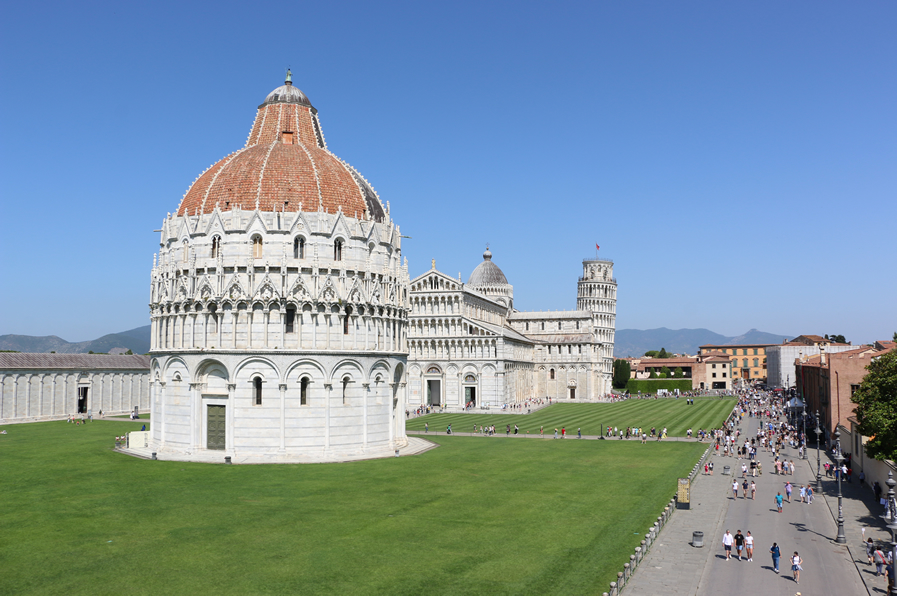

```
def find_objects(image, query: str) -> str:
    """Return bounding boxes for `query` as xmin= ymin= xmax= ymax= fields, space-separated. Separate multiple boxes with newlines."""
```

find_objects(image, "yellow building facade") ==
xmin=698 ymin=344 xmax=772 ymax=385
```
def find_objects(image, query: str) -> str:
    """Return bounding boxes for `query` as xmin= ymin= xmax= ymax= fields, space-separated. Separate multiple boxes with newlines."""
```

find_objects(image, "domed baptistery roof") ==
xmin=177 ymin=70 xmax=385 ymax=222
xmin=142 ymin=73 xmax=418 ymax=464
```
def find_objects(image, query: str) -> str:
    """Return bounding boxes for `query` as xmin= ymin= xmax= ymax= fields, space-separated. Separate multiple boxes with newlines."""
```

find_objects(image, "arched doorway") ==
xmin=463 ymin=372 xmax=477 ymax=406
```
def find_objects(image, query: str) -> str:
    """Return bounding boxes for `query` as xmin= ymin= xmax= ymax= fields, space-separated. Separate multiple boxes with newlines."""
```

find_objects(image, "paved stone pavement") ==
xmin=625 ymin=414 xmax=868 ymax=596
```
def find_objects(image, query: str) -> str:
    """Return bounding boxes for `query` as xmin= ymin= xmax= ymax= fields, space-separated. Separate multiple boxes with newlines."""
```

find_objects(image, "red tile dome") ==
xmin=177 ymin=72 xmax=385 ymax=221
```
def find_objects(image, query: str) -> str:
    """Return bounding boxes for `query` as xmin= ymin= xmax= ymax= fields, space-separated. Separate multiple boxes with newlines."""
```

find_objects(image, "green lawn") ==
xmin=1 ymin=420 xmax=707 ymax=595
xmin=407 ymin=396 xmax=737 ymax=436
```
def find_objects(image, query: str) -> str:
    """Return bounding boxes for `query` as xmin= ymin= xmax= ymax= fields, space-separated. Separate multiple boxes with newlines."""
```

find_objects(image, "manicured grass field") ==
xmin=407 ymin=396 xmax=737 ymax=436
xmin=1 ymin=419 xmax=708 ymax=595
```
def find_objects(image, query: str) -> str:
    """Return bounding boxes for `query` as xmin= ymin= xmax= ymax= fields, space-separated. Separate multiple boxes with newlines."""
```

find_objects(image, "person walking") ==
xmin=874 ymin=544 xmax=887 ymax=576
xmin=775 ymin=492 xmax=784 ymax=513
xmin=770 ymin=542 xmax=781 ymax=573
xmin=540 ymin=425 xmax=544 ymax=437
xmin=425 ymin=422 xmax=428 ymax=433
xmin=732 ymin=480 xmax=739 ymax=500
xmin=577 ymin=427 xmax=581 ymax=439
xmin=745 ymin=531 xmax=754 ymax=561
xmin=709 ymin=461 xmax=714 ymax=475
xmin=561 ymin=427 xmax=566 ymax=438
xmin=799 ymin=485 xmax=806 ymax=504
xmin=722 ymin=530 xmax=734 ymax=561
xmin=791 ymin=551 xmax=802 ymax=583
xmin=553 ymin=428 xmax=558 ymax=439
xmin=734 ymin=530 xmax=745 ymax=560
xmin=866 ymin=538 xmax=875 ymax=565
xmin=785 ymin=482 xmax=793 ymax=502
xmin=806 ymin=484 xmax=813 ymax=504
xmin=741 ymin=462 xmax=747 ymax=477
xmin=750 ymin=481 xmax=756 ymax=500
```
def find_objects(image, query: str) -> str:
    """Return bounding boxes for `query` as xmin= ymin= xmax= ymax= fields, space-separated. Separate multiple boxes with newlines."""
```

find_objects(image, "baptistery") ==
xmin=148 ymin=73 xmax=409 ymax=461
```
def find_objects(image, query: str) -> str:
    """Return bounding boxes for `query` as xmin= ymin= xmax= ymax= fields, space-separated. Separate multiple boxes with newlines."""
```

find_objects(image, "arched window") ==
xmin=285 ymin=307 xmax=296 ymax=333
xmin=182 ymin=240 xmax=189 ymax=263
xmin=541 ymin=322 xmax=545 ymax=330
xmin=300 ymin=377 xmax=309 ymax=406
xmin=293 ymin=236 xmax=304 ymax=259
xmin=211 ymin=236 xmax=221 ymax=258
xmin=342 ymin=376 xmax=350 ymax=405
xmin=254 ymin=377 xmax=263 ymax=405
xmin=334 ymin=239 xmax=343 ymax=261
xmin=525 ymin=322 xmax=529 ymax=331
xmin=343 ymin=306 xmax=351 ymax=335
xmin=550 ymin=368 xmax=555 ymax=380
xmin=558 ymin=321 xmax=562 ymax=330
xmin=252 ymin=236 xmax=263 ymax=258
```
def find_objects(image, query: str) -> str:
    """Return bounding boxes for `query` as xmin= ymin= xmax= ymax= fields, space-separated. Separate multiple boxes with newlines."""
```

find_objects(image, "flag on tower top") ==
xmin=596 ymin=243 xmax=600 ymax=251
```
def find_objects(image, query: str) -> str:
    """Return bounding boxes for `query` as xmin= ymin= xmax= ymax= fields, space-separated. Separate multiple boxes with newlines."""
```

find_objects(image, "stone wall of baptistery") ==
xmin=150 ymin=353 xmax=405 ymax=455
xmin=148 ymin=208 xmax=410 ymax=458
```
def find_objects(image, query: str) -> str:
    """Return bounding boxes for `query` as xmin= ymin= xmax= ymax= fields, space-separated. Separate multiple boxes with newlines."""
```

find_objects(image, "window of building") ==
xmin=742 ymin=349 xmax=748 ymax=356
xmin=285 ymin=308 xmax=296 ymax=333
xmin=252 ymin=236 xmax=263 ymax=258
xmin=550 ymin=368 xmax=555 ymax=380
xmin=712 ymin=363 xmax=717 ymax=369
xmin=182 ymin=240 xmax=189 ymax=263
xmin=576 ymin=321 xmax=580 ymax=329
xmin=567 ymin=345 xmax=572 ymax=354
xmin=578 ymin=345 xmax=582 ymax=354
xmin=541 ymin=322 xmax=545 ymax=330
xmin=722 ymin=373 xmax=726 ymax=378
xmin=558 ymin=321 xmax=562 ymax=330
xmin=343 ymin=307 xmax=351 ymax=335
xmin=254 ymin=377 xmax=263 ymax=405
xmin=525 ymin=322 xmax=529 ymax=330
xmin=712 ymin=372 xmax=717 ymax=378
xmin=342 ymin=376 xmax=350 ymax=405
xmin=850 ymin=384 xmax=860 ymax=396
xmin=753 ymin=348 xmax=758 ymax=355
xmin=743 ymin=358 xmax=748 ymax=368
xmin=548 ymin=346 xmax=552 ymax=355
xmin=753 ymin=358 xmax=759 ymax=367
xmin=211 ymin=236 xmax=220 ymax=258
xmin=334 ymin=239 xmax=343 ymax=261
xmin=300 ymin=378 xmax=309 ymax=405
xmin=293 ymin=237 xmax=305 ymax=259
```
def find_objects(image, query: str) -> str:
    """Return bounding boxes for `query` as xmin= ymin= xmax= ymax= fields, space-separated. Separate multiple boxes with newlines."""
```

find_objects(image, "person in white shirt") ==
xmin=722 ymin=530 xmax=734 ymax=560
xmin=745 ymin=531 xmax=754 ymax=561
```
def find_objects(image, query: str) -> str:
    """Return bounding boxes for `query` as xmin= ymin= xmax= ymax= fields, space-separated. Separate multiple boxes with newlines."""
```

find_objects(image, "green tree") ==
xmin=649 ymin=370 xmax=657 ymax=379
xmin=644 ymin=350 xmax=659 ymax=358
xmin=660 ymin=366 xmax=671 ymax=378
xmin=125 ymin=349 xmax=133 ymax=355
xmin=658 ymin=347 xmax=669 ymax=359
xmin=613 ymin=359 xmax=631 ymax=389
xmin=825 ymin=334 xmax=847 ymax=344
xmin=674 ymin=367 xmax=683 ymax=378
xmin=852 ymin=350 xmax=897 ymax=460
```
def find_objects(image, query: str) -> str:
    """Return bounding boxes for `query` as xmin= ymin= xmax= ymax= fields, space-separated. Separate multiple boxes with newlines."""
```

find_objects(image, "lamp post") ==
xmin=814 ymin=410 xmax=822 ymax=493
xmin=886 ymin=471 xmax=897 ymax=596
xmin=801 ymin=402 xmax=807 ymax=459
xmin=834 ymin=429 xmax=847 ymax=544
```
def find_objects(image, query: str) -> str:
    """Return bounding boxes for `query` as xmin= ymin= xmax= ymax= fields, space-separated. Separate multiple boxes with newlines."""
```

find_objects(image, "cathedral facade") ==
xmin=407 ymin=250 xmax=616 ymax=407
xmin=148 ymin=74 xmax=409 ymax=461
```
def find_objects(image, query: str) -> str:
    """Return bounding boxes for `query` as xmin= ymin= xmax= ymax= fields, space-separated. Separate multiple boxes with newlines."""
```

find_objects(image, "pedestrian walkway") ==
xmin=625 ymin=414 xmax=867 ymax=595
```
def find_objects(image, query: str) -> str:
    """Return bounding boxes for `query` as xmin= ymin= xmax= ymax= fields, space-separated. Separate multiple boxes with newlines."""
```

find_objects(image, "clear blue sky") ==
xmin=1 ymin=1 xmax=895 ymax=344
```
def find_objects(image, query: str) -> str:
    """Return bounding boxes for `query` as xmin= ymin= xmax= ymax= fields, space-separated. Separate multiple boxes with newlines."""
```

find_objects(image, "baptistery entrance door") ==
xmin=207 ymin=405 xmax=226 ymax=450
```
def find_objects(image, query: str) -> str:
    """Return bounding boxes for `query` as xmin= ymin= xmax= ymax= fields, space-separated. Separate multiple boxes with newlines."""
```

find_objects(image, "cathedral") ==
xmin=147 ymin=73 xmax=410 ymax=461
xmin=406 ymin=249 xmax=616 ymax=407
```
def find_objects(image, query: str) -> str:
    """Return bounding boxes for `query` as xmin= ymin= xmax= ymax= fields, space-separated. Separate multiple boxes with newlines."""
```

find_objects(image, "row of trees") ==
xmin=852 ymin=347 xmax=897 ymax=461
xmin=612 ymin=359 xmax=687 ymax=389
xmin=643 ymin=348 xmax=673 ymax=358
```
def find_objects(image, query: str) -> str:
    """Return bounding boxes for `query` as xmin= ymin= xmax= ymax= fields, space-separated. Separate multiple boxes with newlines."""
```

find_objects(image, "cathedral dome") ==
xmin=177 ymin=71 xmax=385 ymax=222
xmin=468 ymin=247 xmax=509 ymax=286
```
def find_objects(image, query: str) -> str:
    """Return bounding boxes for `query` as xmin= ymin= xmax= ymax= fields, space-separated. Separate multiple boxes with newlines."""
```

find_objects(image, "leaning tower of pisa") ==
xmin=577 ymin=259 xmax=617 ymax=376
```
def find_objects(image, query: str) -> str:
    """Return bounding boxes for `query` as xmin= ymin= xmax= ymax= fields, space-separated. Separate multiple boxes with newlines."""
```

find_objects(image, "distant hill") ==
xmin=615 ymin=328 xmax=791 ymax=358
xmin=0 ymin=325 xmax=151 ymax=354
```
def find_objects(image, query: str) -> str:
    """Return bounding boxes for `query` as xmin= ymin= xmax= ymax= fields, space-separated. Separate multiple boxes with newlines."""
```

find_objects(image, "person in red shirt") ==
xmin=561 ymin=427 xmax=566 ymax=438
